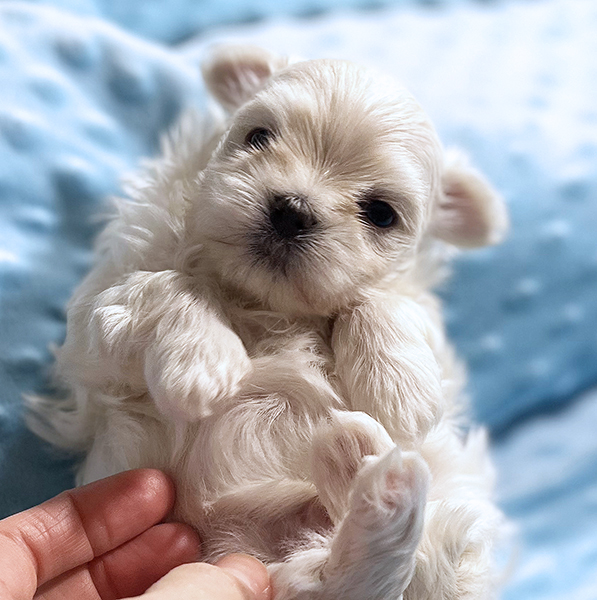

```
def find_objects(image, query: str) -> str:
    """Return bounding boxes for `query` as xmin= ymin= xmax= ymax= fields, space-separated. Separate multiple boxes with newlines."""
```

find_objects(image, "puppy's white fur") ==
xmin=29 ymin=46 xmax=508 ymax=600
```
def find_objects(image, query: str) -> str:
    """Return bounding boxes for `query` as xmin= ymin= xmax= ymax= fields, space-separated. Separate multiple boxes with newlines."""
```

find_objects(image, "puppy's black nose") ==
xmin=269 ymin=194 xmax=317 ymax=239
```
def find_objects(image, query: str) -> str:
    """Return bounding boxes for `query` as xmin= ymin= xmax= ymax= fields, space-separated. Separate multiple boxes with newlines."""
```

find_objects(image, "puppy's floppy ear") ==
xmin=202 ymin=45 xmax=288 ymax=112
xmin=431 ymin=150 xmax=509 ymax=248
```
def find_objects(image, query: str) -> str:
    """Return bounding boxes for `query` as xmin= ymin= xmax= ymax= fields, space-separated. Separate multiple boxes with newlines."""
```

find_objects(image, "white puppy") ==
xmin=29 ymin=45 xmax=508 ymax=600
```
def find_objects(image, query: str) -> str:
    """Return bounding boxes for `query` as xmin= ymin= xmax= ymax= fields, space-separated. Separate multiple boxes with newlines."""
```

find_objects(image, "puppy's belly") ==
xmin=176 ymin=476 xmax=331 ymax=562
xmin=80 ymin=361 xmax=338 ymax=560
xmin=168 ymin=405 xmax=335 ymax=561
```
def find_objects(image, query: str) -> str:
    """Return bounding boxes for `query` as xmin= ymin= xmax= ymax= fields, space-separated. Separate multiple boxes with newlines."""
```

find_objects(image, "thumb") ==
xmin=132 ymin=554 xmax=271 ymax=600
xmin=216 ymin=554 xmax=272 ymax=600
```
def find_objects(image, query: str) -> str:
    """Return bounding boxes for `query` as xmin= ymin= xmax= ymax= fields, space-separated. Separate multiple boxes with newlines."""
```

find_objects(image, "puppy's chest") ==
xmin=229 ymin=310 xmax=335 ymax=372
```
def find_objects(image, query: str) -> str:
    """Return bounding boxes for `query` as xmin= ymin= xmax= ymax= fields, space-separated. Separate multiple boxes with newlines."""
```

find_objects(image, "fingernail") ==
xmin=216 ymin=554 xmax=271 ymax=600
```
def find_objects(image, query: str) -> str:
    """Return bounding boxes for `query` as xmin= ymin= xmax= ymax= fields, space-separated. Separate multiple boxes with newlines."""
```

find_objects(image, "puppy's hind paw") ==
xmin=323 ymin=448 xmax=429 ymax=600
xmin=353 ymin=447 xmax=429 ymax=529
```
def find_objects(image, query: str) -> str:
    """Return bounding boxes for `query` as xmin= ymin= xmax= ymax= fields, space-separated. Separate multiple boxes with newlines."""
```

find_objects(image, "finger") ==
xmin=216 ymin=555 xmax=271 ymax=600
xmin=90 ymin=523 xmax=202 ymax=599
xmin=0 ymin=469 xmax=174 ymax=600
xmin=35 ymin=523 xmax=201 ymax=600
xmin=132 ymin=554 xmax=271 ymax=600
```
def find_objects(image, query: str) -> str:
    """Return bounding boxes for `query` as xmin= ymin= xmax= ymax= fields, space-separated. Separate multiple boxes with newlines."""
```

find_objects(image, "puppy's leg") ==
xmin=59 ymin=269 xmax=251 ymax=422
xmin=332 ymin=295 xmax=445 ymax=447
xmin=309 ymin=410 xmax=394 ymax=523
xmin=323 ymin=448 xmax=429 ymax=600
xmin=272 ymin=446 xmax=429 ymax=600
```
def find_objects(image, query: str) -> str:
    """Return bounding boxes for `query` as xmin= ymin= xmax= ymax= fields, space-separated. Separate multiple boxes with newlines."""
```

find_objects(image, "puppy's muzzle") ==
xmin=269 ymin=194 xmax=317 ymax=239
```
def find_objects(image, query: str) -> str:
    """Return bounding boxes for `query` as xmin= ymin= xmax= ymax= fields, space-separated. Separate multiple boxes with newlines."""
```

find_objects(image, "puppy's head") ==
xmin=189 ymin=45 xmax=507 ymax=315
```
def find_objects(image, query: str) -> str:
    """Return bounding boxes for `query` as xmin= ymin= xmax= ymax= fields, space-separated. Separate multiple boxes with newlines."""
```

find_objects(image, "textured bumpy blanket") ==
xmin=0 ymin=0 xmax=596 ymax=598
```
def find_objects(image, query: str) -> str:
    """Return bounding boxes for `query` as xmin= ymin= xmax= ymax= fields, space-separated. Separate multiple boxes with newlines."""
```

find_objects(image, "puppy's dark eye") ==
xmin=245 ymin=127 xmax=274 ymax=150
xmin=360 ymin=199 xmax=398 ymax=229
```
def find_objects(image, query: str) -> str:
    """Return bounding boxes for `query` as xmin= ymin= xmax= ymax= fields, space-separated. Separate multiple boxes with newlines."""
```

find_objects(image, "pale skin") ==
xmin=0 ymin=469 xmax=271 ymax=600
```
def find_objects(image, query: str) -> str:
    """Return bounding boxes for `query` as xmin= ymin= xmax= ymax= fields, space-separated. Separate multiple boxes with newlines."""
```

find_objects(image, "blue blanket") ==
xmin=1 ymin=0 xmax=596 ymax=597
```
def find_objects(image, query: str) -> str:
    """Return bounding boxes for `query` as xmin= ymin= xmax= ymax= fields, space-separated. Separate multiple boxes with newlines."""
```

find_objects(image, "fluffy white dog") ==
xmin=29 ymin=45 xmax=508 ymax=600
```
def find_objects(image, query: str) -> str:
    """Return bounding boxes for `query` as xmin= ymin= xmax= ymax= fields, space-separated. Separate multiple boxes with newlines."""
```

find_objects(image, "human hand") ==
xmin=125 ymin=554 xmax=271 ymax=600
xmin=0 ymin=469 xmax=201 ymax=599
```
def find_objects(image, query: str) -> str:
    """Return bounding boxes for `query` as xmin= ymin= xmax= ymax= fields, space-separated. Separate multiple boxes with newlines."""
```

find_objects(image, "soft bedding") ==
xmin=493 ymin=386 xmax=597 ymax=600
xmin=0 ymin=0 xmax=596 ymax=597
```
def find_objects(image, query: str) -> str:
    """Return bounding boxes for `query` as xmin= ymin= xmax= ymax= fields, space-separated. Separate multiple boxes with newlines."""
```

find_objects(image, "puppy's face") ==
xmin=190 ymin=47 xmax=507 ymax=315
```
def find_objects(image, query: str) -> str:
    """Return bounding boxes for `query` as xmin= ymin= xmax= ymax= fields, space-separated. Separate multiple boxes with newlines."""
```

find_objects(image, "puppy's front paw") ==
xmin=145 ymin=326 xmax=252 ymax=422
xmin=310 ymin=410 xmax=394 ymax=522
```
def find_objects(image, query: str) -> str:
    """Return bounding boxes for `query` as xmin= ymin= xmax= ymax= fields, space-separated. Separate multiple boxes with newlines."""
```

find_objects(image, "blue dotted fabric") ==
xmin=1 ymin=1 xmax=596 ymax=596
xmin=16 ymin=0 xmax=472 ymax=44
xmin=493 ymin=386 xmax=597 ymax=600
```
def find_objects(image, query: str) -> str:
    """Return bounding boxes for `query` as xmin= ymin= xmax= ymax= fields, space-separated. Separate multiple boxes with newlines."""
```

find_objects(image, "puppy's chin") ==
xmin=225 ymin=268 xmax=347 ymax=316
xmin=210 ymin=250 xmax=366 ymax=316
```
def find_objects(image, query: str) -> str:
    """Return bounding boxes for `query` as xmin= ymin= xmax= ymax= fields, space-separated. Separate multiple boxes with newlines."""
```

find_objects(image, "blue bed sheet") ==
xmin=494 ymin=386 xmax=597 ymax=600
